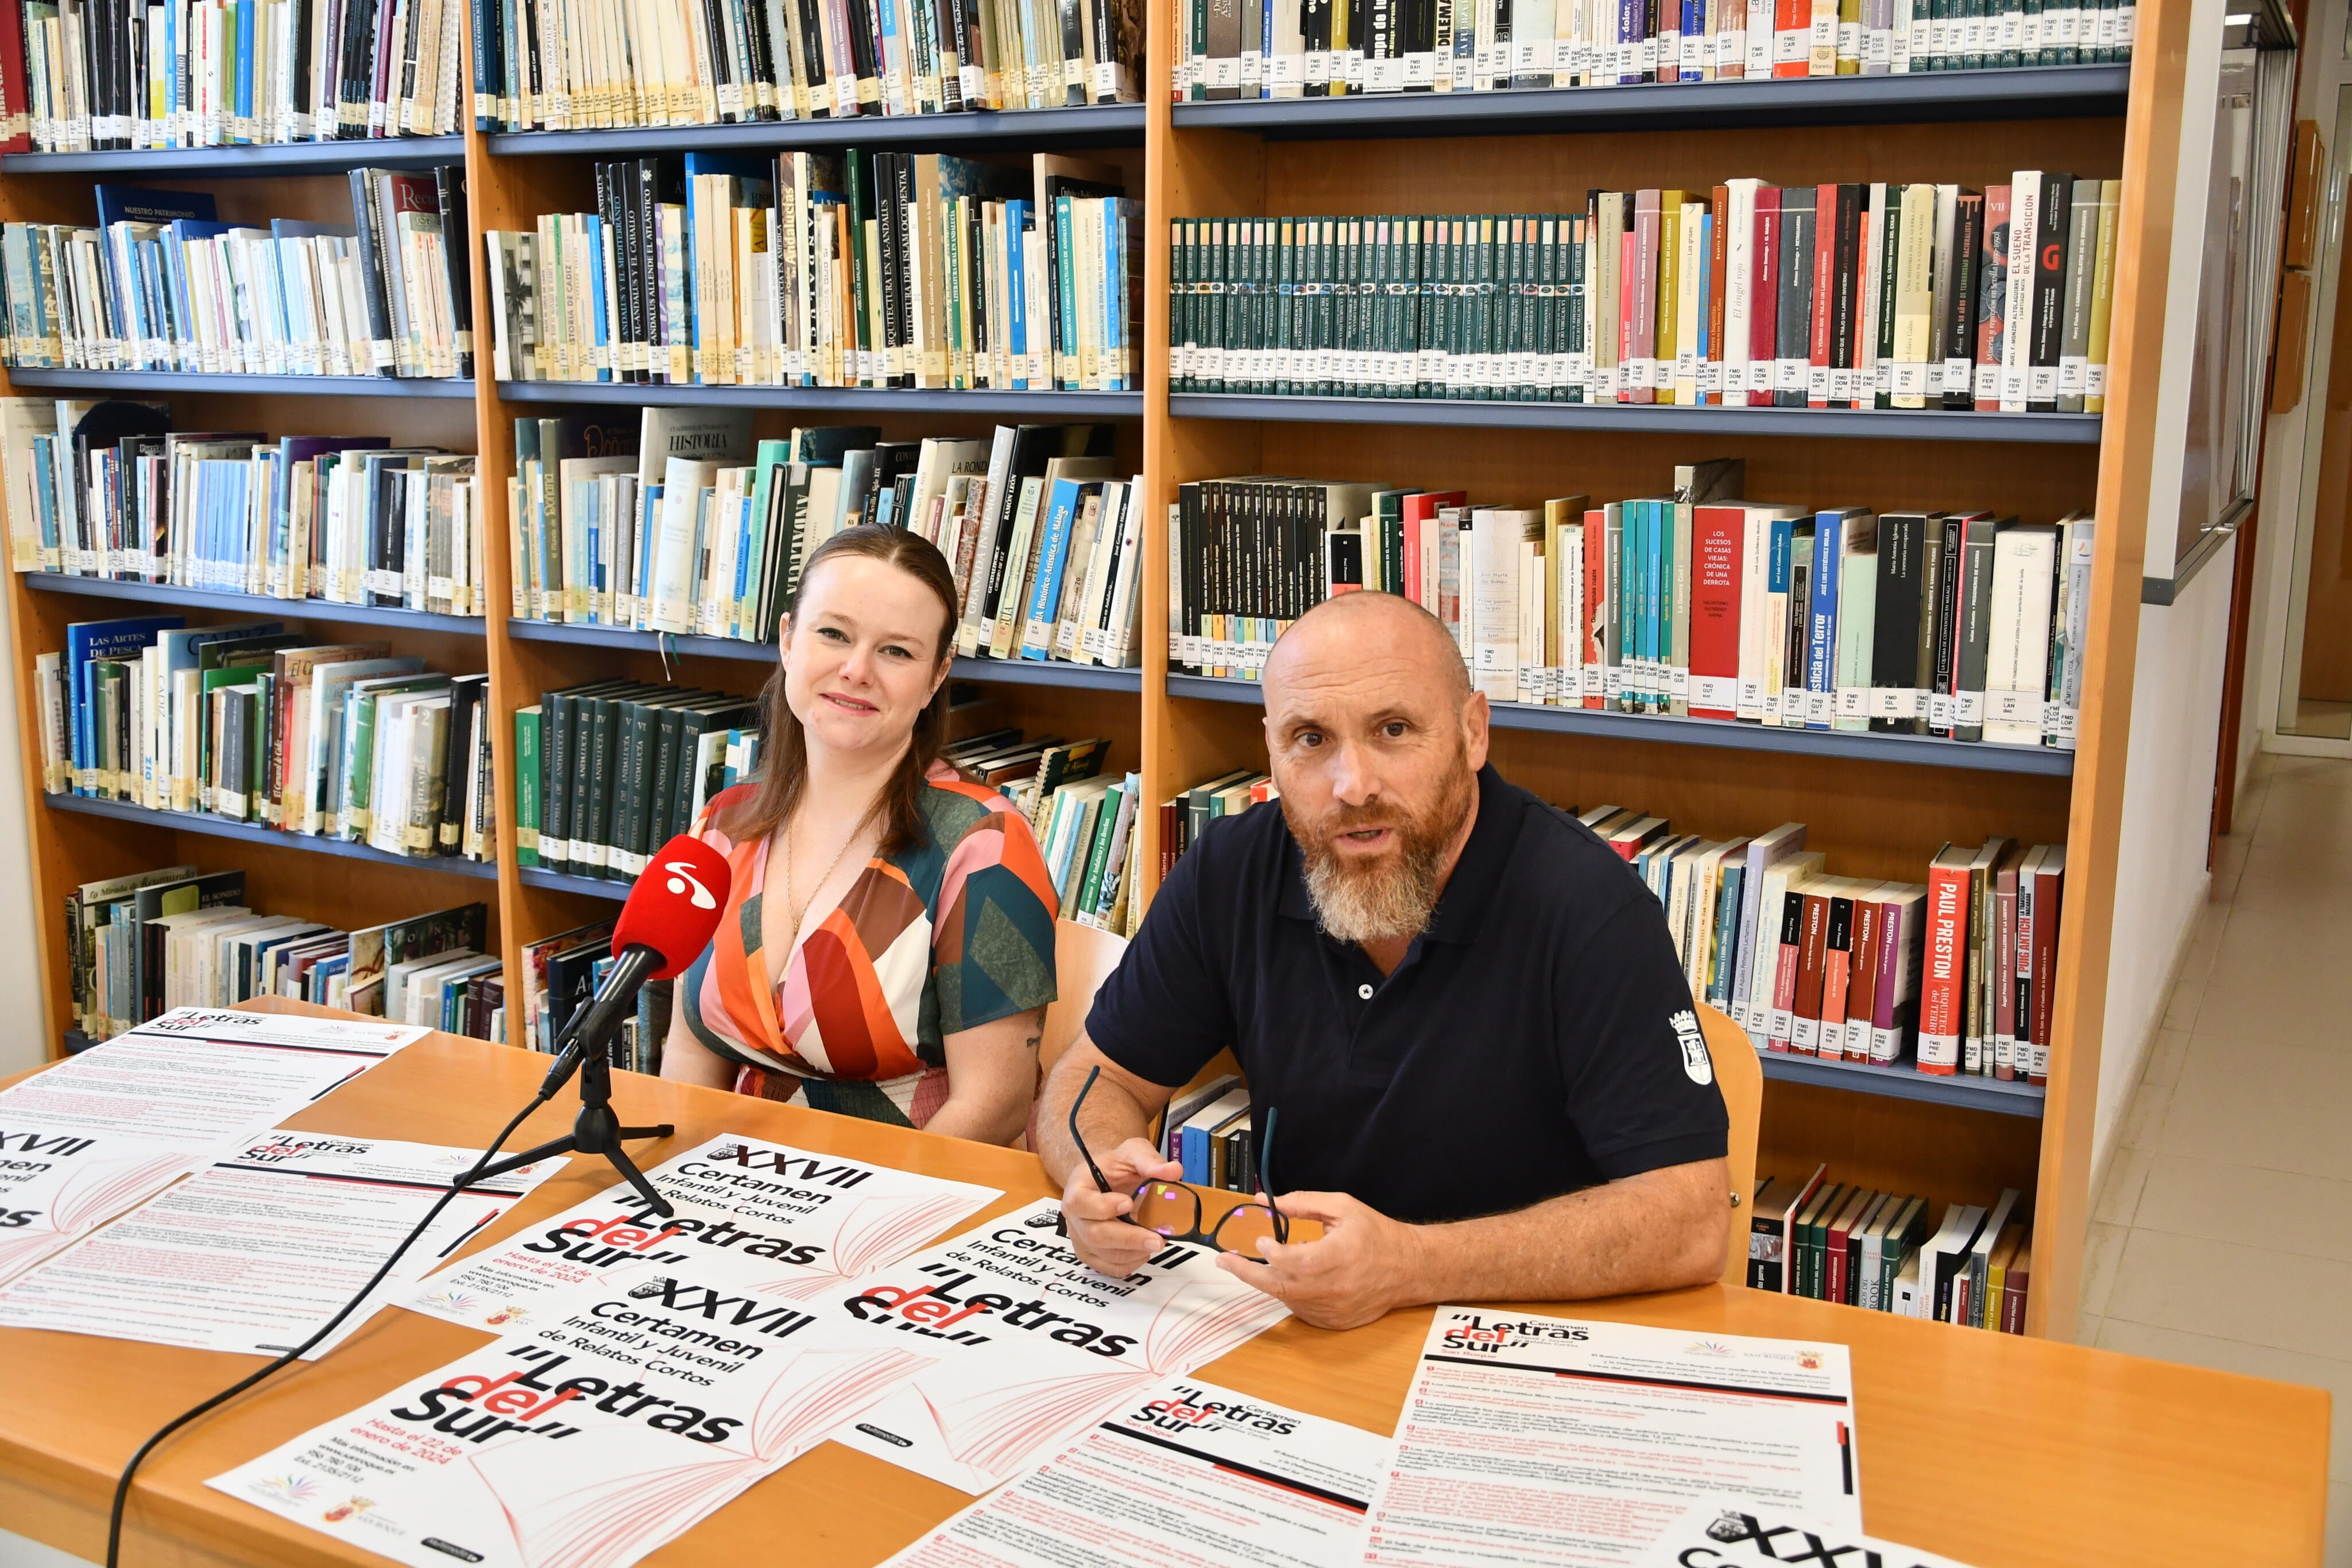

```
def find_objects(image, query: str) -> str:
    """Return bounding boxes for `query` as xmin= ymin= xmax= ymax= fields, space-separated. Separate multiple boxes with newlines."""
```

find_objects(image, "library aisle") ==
xmin=2080 ymin=752 xmax=2352 ymax=1564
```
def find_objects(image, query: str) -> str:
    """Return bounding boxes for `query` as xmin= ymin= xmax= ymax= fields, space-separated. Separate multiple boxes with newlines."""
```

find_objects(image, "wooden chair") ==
xmin=1020 ymin=919 xmax=1129 ymax=1151
xmin=1699 ymin=1003 xmax=1763 ymax=1287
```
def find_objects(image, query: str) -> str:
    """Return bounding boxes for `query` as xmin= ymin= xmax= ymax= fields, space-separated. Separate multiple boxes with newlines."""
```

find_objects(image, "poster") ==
xmin=1632 ymin=1497 xmax=1976 ymax=1568
xmin=882 ymin=1377 xmax=1385 ymax=1568
xmin=1359 ymin=1309 xmax=1862 ymax=1566
xmin=0 ymin=1130 xmax=563 ymax=1356
xmin=208 ymin=1264 xmax=933 ymax=1568
xmin=821 ymin=1198 xmax=1292 ymax=1495
xmin=0 ymin=1008 xmax=427 ymax=1284
xmin=405 ymin=1133 xmax=1001 ymax=1334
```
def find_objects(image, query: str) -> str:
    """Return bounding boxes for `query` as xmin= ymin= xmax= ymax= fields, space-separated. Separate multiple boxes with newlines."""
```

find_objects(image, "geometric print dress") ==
xmin=677 ymin=776 xmax=1061 ymax=1128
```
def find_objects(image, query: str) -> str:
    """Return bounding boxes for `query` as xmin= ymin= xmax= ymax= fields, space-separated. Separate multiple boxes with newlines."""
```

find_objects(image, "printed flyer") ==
xmin=1632 ymin=1497 xmax=1978 ymax=1568
xmin=0 ymin=1130 xmax=564 ymax=1356
xmin=881 ymin=1377 xmax=1385 ymax=1568
xmin=405 ymin=1133 xmax=1001 ymax=1334
xmin=1359 ymin=1310 xmax=1862 ymax=1567
xmin=0 ymin=1008 xmax=428 ymax=1284
xmin=208 ymin=1260 xmax=934 ymax=1568
xmin=821 ymin=1198 xmax=1293 ymax=1495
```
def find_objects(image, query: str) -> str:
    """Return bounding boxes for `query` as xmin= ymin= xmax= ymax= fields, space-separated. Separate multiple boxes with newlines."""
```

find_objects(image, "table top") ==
xmin=1 ymin=1002 xmax=2331 ymax=1568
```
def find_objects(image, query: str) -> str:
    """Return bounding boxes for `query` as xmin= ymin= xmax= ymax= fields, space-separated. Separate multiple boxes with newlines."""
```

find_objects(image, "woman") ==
xmin=661 ymin=525 xmax=1059 ymax=1144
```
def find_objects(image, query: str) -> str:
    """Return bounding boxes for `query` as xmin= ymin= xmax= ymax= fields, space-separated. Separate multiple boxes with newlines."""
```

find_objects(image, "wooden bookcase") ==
xmin=0 ymin=0 xmax=2186 ymax=1339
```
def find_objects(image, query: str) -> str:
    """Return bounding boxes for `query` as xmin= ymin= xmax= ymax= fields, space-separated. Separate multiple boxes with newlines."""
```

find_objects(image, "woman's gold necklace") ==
xmin=779 ymin=797 xmax=881 ymax=946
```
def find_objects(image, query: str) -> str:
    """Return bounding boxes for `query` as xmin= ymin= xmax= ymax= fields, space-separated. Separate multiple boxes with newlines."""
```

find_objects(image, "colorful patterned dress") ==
xmin=678 ymin=778 xmax=1061 ymax=1128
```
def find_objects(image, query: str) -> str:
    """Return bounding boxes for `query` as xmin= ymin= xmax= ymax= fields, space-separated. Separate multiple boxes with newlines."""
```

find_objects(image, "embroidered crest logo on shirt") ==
xmin=1671 ymin=1010 xmax=1713 ymax=1085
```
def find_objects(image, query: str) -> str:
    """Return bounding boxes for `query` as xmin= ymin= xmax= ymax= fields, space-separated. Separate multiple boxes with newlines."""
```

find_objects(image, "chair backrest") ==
xmin=1699 ymin=1003 xmax=1763 ymax=1287
xmin=1040 ymin=919 xmax=1128 ymax=1078
xmin=1018 ymin=920 xmax=1130 ymax=1152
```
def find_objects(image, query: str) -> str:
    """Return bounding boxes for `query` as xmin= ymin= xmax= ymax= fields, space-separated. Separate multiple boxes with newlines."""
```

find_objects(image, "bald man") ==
xmin=1035 ymin=591 xmax=1731 ymax=1329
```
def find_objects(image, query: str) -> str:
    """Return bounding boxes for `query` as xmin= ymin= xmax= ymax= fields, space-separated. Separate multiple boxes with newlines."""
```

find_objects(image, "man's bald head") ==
xmin=1264 ymin=591 xmax=1472 ymax=707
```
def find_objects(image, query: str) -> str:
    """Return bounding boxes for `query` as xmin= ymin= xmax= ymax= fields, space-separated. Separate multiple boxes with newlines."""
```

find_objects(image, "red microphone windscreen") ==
xmin=615 ymin=835 xmax=734 ymax=979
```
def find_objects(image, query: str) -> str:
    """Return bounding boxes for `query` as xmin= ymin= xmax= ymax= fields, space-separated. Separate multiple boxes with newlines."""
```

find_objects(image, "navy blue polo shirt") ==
xmin=1086 ymin=764 xmax=1728 ymax=1225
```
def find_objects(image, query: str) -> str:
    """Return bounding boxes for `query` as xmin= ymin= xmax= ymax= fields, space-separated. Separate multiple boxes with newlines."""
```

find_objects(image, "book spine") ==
xmin=1918 ymin=861 xmax=1967 ymax=1073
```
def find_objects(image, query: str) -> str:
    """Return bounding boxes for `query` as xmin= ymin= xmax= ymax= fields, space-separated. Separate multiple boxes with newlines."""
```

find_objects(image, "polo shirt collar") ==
xmin=1276 ymin=764 xmax=1519 ymax=946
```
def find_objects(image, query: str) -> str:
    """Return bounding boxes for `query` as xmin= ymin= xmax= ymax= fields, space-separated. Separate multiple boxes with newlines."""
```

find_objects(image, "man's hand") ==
xmin=1216 ymin=1191 xmax=1421 ymax=1330
xmin=1061 ymin=1136 xmax=1184 ymax=1278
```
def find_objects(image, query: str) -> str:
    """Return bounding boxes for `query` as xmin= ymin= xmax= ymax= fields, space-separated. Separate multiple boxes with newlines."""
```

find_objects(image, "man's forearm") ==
xmin=1401 ymin=1159 xmax=1730 ymax=1304
xmin=1034 ymin=1047 xmax=1162 ymax=1193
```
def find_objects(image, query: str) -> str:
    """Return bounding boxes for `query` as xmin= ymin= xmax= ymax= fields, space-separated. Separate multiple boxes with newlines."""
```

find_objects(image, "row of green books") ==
xmin=514 ymin=683 xmax=760 ymax=880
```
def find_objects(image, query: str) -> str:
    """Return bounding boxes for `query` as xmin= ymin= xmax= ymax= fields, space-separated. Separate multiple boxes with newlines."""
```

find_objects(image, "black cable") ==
xmin=106 ymin=1089 xmax=553 ymax=1568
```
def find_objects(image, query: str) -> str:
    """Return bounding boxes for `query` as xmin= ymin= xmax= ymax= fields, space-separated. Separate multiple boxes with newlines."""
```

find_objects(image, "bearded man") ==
xmin=1035 ymin=591 xmax=1731 ymax=1329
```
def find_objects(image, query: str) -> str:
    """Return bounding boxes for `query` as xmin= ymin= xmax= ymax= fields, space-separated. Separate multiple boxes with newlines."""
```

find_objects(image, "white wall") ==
xmin=2087 ymin=0 xmax=2241 ymax=1178
xmin=0 ymin=574 xmax=46 ymax=1072
xmin=2094 ymin=540 xmax=2234 ymax=1179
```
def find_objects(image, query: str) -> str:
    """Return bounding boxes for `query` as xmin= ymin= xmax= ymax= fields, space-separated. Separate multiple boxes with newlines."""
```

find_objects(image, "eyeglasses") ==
xmin=1069 ymin=1065 xmax=1288 ymax=1261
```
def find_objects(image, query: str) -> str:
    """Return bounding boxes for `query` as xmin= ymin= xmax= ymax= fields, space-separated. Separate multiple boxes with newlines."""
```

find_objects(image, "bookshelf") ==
xmin=0 ymin=0 xmax=2184 ymax=1342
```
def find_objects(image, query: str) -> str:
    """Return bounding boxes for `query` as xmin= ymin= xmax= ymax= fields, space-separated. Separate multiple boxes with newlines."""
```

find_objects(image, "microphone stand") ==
xmin=471 ymin=1005 xmax=677 ymax=1218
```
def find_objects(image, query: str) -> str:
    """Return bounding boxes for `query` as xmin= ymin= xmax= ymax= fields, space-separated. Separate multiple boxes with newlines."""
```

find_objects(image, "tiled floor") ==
xmin=2081 ymin=750 xmax=2352 ymax=1565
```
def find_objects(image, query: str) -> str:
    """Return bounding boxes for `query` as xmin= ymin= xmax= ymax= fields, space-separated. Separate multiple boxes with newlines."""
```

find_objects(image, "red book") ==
xmin=1750 ymin=188 xmax=1782 ymax=407
xmin=1689 ymin=505 xmax=1744 ymax=719
xmin=1402 ymin=491 xmax=1464 ymax=617
xmin=1818 ymin=885 xmax=1855 ymax=1059
xmin=1808 ymin=182 xmax=1838 ymax=408
xmin=1769 ymin=884 xmax=1806 ymax=1051
xmin=1825 ymin=1191 xmax=1865 ymax=1304
xmin=1974 ymin=185 xmax=2011 ymax=412
xmin=1919 ymin=847 xmax=1972 ymax=1074
xmin=2028 ymin=846 xmax=2064 ymax=1086
xmin=1774 ymin=0 xmax=1809 ymax=75
xmin=1707 ymin=185 xmax=1731 ymax=405
xmin=1583 ymin=506 xmax=1610 ymax=710
xmin=0 ymin=0 xmax=28 ymax=152
xmin=1791 ymin=883 xmax=1832 ymax=1056
xmin=1844 ymin=893 xmax=1881 ymax=1062
xmin=1994 ymin=862 xmax=2020 ymax=1080
xmin=2002 ymin=1246 xmax=2032 ymax=1333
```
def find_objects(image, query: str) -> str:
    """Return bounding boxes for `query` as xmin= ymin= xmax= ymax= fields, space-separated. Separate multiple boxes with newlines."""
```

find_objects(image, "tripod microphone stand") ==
xmin=472 ymin=1024 xmax=677 ymax=1218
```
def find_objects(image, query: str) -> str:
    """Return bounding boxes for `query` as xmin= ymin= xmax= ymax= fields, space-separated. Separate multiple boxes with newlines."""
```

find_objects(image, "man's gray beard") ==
xmin=1290 ymin=765 xmax=1475 ymax=945
xmin=1302 ymin=843 xmax=1444 ymax=944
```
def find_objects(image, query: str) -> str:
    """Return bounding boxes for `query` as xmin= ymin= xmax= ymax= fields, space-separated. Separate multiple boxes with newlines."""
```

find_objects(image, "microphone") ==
xmin=539 ymin=833 xmax=732 ymax=1099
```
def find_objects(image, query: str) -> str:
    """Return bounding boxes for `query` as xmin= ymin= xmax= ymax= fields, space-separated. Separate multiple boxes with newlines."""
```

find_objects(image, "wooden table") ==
xmin=1 ymin=1004 xmax=2331 ymax=1568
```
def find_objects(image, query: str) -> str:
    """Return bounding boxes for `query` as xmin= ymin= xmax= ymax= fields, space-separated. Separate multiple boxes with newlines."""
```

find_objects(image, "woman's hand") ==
xmin=923 ymin=1006 xmax=1047 ymax=1145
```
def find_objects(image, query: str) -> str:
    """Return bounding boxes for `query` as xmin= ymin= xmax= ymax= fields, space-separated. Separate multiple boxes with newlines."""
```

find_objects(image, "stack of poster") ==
xmin=1361 ymin=1308 xmax=1863 ymax=1565
xmin=880 ymin=1377 xmax=1385 ymax=1568
xmin=0 ymin=1008 xmax=427 ymax=1286
xmin=815 ymin=1197 xmax=1294 ymax=1493
xmin=0 ymin=1130 xmax=563 ymax=1356
xmin=208 ymin=1263 xmax=937 ymax=1568
xmin=402 ymin=1133 xmax=1004 ymax=1332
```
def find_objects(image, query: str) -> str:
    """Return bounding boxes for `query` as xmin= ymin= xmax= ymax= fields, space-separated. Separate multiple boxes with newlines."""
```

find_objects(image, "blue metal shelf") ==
xmin=1168 ymin=675 xmax=2075 ymax=775
xmin=24 ymin=572 xmax=488 ymax=635
xmin=1170 ymin=393 xmax=2103 ymax=444
xmin=488 ymin=103 xmax=1144 ymax=158
xmin=6 ymin=368 xmax=475 ymax=398
xmin=44 ymin=792 xmax=503 ymax=881
xmin=1757 ymin=1050 xmax=2047 ymax=1117
xmin=1172 ymin=64 xmax=2130 ymax=140
xmin=497 ymin=380 xmax=1143 ymax=418
xmin=1 ymin=135 xmax=467 ymax=177
xmin=505 ymin=618 xmax=1143 ymax=689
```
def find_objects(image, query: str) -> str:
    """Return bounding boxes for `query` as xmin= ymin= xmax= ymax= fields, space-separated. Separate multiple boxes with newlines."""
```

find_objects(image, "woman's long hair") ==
xmin=712 ymin=525 xmax=960 ymax=856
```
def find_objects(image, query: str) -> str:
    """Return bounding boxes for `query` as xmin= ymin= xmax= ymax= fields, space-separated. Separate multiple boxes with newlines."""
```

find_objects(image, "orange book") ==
xmin=1918 ymin=845 xmax=1974 ymax=1075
